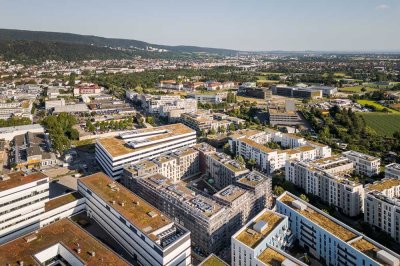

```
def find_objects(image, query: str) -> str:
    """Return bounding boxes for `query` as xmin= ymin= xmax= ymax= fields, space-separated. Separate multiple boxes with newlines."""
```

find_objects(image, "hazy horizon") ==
xmin=1 ymin=0 xmax=399 ymax=51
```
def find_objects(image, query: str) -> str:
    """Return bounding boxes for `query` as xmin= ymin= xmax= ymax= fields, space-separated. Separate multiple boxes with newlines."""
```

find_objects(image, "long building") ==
xmin=78 ymin=172 xmax=191 ymax=266
xmin=385 ymin=163 xmax=400 ymax=179
xmin=364 ymin=178 xmax=400 ymax=243
xmin=95 ymin=123 xmax=197 ymax=179
xmin=123 ymin=170 xmax=272 ymax=255
xmin=276 ymin=192 xmax=400 ymax=266
xmin=0 ymin=218 xmax=130 ymax=266
xmin=285 ymin=156 xmax=364 ymax=217
xmin=343 ymin=150 xmax=381 ymax=177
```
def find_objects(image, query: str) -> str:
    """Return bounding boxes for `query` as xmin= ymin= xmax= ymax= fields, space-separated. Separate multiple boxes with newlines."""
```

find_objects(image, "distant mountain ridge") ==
xmin=0 ymin=28 xmax=239 ymax=61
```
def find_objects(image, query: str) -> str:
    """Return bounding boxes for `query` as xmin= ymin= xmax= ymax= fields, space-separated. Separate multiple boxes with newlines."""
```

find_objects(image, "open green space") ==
xmin=339 ymin=86 xmax=377 ymax=93
xmin=357 ymin=100 xmax=399 ymax=113
xmin=360 ymin=113 xmax=400 ymax=136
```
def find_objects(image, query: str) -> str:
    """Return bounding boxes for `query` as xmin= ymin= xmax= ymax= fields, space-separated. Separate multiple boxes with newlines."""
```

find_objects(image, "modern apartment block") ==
xmin=343 ymin=150 xmax=381 ymax=177
xmin=78 ymin=172 xmax=191 ymax=266
xmin=0 ymin=171 xmax=85 ymax=244
xmin=122 ymin=146 xmax=200 ymax=184
xmin=0 ymin=218 xmax=130 ymax=266
xmin=232 ymin=209 xmax=305 ymax=266
xmin=193 ymin=142 xmax=217 ymax=173
xmin=188 ymin=92 xmax=228 ymax=104
xmin=125 ymin=170 xmax=272 ymax=255
xmin=206 ymin=152 xmax=249 ymax=190
xmin=364 ymin=178 xmax=400 ymax=243
xmin=285 ymin=156 xmax=364 ymax=216
xmin=180 ymin=111 xmax=232 ymax=134
xmin=276 ymin=192 xmax=400 ymax=266
xmin=95 ymin=123 xmax=196 ymax=179
xmin=385 ymin=163 xmax=400 ymax=179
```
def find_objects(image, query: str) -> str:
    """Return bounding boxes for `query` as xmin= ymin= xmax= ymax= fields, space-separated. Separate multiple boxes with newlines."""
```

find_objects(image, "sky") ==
xmin=0 ymin=0 xmax=399 ymax=51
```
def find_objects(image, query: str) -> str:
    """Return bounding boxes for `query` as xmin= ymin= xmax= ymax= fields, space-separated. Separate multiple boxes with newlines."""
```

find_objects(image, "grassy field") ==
xmin=357 ymin=100 xmax=400 ymax=113
xmin=339 ymin=86 xmax=377 ymax=93
xmin=360 ymin=113 xmax=400 ymax=136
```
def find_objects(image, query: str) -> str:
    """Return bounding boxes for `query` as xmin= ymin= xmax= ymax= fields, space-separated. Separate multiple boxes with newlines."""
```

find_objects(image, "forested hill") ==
xmin=0 ymin=28 xmax=239 ymax=62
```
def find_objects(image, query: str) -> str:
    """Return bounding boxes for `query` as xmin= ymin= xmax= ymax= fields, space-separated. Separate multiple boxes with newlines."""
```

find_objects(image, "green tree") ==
xmin=273 ymin=186 xmax=285 ymax=196
xmin=299 ymin=194 xmax=310 ymax=202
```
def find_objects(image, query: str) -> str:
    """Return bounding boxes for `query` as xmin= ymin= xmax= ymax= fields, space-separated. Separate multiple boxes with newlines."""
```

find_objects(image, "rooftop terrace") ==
xmin=235 ymin=210 xmax=284 ymax=248
xmin=214 ymin=185 xmax=247 ymax=203
xmin=279 ymin=193 xmax=357 ymax=242
xmin=79 ymin=172 xmax=171 ymax=238
xmin=257 ymin=247 xmax=287 ymax=266
xmin=366 ymin=178 xmax=400 ymax=192
xmin=350 ymin=238 xmax=397 ymax=266
xmin=0 ymin=219 xmax=128 ymax=266
xmin=237 ymin=171 xmax=268 ymax=187
xmin=199 ymin=254 xmax=228 ymax=266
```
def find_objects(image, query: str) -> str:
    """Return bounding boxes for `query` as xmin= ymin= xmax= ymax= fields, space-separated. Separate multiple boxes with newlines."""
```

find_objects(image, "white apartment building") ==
xmin=285 ymin=156 xmax=364 ymax=217
xmin=158 ymin=80 xmax=184 ymax=90
xmin=276 ymin=192 xmax=400 ymax=266
xmin=78 ymin=172 xmax=191 ymax=266
xmin=188 ymin=92 xmax=227 ymax=104
xmin=0 ymin=172 xmax=85 ymax=244
xmin=231 ymin=209 xmax=305 ymax=266
xmin=386 ymin=163 xmax=400 ymax=179
xmin=95 ymin=123 xmax=197 ymax=179
xmin=364 ymin=178 xmax=400 ymax=243
xmin=343 ymin=150 xmax=381 ymax=177
xmin=0 ymin=100 xmax=33 ymax=120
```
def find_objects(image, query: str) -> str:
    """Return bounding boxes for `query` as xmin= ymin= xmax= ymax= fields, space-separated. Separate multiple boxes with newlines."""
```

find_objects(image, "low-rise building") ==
xmin=343 ymin=150 xmax=381 ymax=177
xmin=0 ymin=124 xmax=44 ymax=141
xmin=73 ymin=83 xmax=102 ymax=96
xmin=158 ymin=80 xmax=184 ymax=90
xmin=188 ymin=92 xmax=228 ymax=104
xmin=272 ymin=85 xmax=323 ymax=99
xmin=78 ymin=172 xmax=191 ymax=266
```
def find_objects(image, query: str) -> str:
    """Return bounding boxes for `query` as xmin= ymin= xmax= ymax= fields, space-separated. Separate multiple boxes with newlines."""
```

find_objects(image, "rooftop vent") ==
xmin=24 ymin=234 xmax=37 ymax=243
xmin=292 ymin=200 xmax=307 ymax=211
xmin=88 ymin=251 xmax=96 ymax=257
xmin=133 ymin=200 xmax=140 ymax=206
xmin=253 ymin=220 xmax=268 ymax=233
xmin=143 ymin=226 xmax=153 ymax=233
xmin=0 ymin=175 xmax=10 ymax=181
xmin=108 ymin=182 xmax=117 ymax=189
xmin=246 ymin=228 xmax=257 ymax=236
xmin=147 ymin=211 xmax=158 ymax=218
xmin=111 ymin=200 xmax=116 ymax=205
xmin=377 ymin=250 xmax=400 ymax=266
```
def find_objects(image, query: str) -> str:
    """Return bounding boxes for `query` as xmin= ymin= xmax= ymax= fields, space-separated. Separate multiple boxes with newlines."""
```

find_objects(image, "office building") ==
xmin=95 ymin=123 xmax=196 ymax=179
xmin=78 ymin=172 xmax=191 ymax=266
xmin=285 ymin=156 xmax=364 ymax=216
xmin=276 ymin=192 xmax=400 ymax=266
xmin=158 ymin=80 xmax=184 ymax=90
xmin=188 ymin=92 xmax=228 ymax=104
xmin=237 ymin=86 xmax=272 ymax=99
xmin=385 ymin=163 xmax=400 ymax=179
xmin=343 ymin=150 xmax=381 ymax=177
xmin=272 ymin=86 xmax=323 ymax=99
xmin=0 ymin=219 xmax=129 ymax=266
xmin=364 ymin=178 xmax=400 ymax=243
xmin=180 ymin=111 xmax=232 ymax=134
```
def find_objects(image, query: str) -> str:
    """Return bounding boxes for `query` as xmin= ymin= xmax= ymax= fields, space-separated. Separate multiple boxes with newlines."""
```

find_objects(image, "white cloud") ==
xmin=376 ymin=4 xmax=390 ymax=10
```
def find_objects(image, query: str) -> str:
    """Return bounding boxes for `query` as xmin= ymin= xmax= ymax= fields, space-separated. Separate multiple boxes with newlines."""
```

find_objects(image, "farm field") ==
xmin=339 ymin=86 xmax=377 ymax=93
xmin=360 ymin=113 xmax=400 ymax=136
xmin=357 ymin=100 xmax=400 ymax=113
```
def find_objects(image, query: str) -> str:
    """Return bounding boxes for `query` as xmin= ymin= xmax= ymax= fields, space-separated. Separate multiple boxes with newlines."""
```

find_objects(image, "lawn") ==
xmin=357 ymin=100 xmax=399 ymax=113
xmin=360 ymin=113 xmax=400 ymax=136
xmin=339 ymin=86 xmax=377 ymax=93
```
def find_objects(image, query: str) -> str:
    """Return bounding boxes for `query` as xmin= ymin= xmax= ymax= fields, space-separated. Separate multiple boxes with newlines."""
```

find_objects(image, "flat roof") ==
xmin=214 ymin=185 xmax=247 ymax=203
xmin=279 ymin=193 xmax=356 ymax=242
xmin=236 ymin=171 xmax=268 ymax=187
xmin=0 ymin=219 xmax=128 ymax=265
xmin=97 ymin=123 xmax=195 ymax=157
xmin=235 ymin=211 xmax=284 ymax=248
xmin=45 ymin=192 xmax=83 ymax=212
xmin=0 ymin=124 xmax=44 ymax=134
xmin=351 ymin=238 xmax=394 ymax=265
xmin=257 ymin=247 xmax=286 ymax=265
xmin=230 ymin=129 xmax=263 ymax=139
xmin=366 ymin=178 xmax=400 ymax=192
xmin=79 ymin=172 xmax=171 ymax=237
xmin=344 ymin=150 xmax=379 ymax=162
xmin=199 ymin=254 xmax=228 ymax=266
xmin=0 ymin=171 xmax=48 ymax=192
xmin=240 ymin=138 xmax=275 ymax=153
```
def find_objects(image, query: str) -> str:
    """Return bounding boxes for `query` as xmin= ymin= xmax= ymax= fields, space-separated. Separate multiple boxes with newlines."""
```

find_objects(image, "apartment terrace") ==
xmin=45 ymin=192 xmax=83 ymax=212
xmin=0 ymin=171 xmax=48 ymax=192
xmin=235 ymin=211 xmax=284 ymax=248
xmin=279 ymin=193 xmax=357 ymax=242
xmin=213 ymin=185 xmax=247 ymax=203
xmin=366 ymin=178 xmax=400 ymax=192
xmin=0 ymin=219 xmax=128 ymax=266
xmin=193 ymin=142 xmax=216 ymax=154
xmin=173 ymin=147 xmax=198 ymax=157
xmin=80 ymin=172 xmax=171 ymax=236
xmin=240 ymin=138 xmax=275 ymax=153
xmin=230 ymin=129 xmax=263 ymax=140
xmin=257 ymin=247 xmax=287 ymax=266
xmin=344 ymin=151 xmax=379 ymax=162
xmin=199 ymin=254 xmax=228 ymax=266
xmin=237 ymin=171 xmax=268 ymax=187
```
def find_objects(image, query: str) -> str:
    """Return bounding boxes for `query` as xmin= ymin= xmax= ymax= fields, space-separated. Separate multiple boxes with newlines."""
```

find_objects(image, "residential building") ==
xmin=385 ymin=163 xmax=400 ymax=179
xmin=188 ymin=92 xmax=228 ymax=104
xmin=124 ymin=170 xmax=272 ymax=255
xmin=199 ymin=254 xmax=228 ymax=266
xmin=180 ymin=111 xmax=232 ymax=134
xmin=0 ymin=219 xmax=130 ymax=266
xmin=78 ymin=172 xmax=191 ymax=266
xmin=285 ymin=156 xmax=364 ymax=216
xmin=232 ymin=209 xmax=304 ymax=266
xmin=73 ymin=83 xmax=101 ymax=96
xmin=364 ymin=178 xmax=400 ymax=243
xmin=158 ymin=80 xmax=184 ymax=90
xmin=0 ymin=99 xmax=33 ymax=120
xmin=95 ymin=123 xmax=196 ymax=179
xmin=206 ymin=152 xmax=249 ymax=190
xmin=343 ymin=150 xmax=381 ymax=177
xmin=276 ymin=192 xmax=400 ymax=266
xmin=192 ymin=142 xmax=217 ymax=173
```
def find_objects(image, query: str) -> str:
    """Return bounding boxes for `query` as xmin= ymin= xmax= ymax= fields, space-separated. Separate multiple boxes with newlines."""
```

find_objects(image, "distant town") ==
xmin=0 ymin=45 xmax=400 ymax=266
